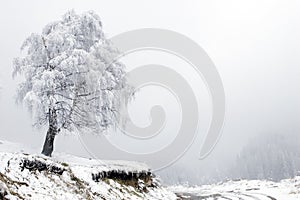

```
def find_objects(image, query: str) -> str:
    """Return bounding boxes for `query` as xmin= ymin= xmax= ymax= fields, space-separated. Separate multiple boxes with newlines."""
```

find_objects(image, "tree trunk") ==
xmin=41 ymin=108 xmax=58 ymax=157
xmin=41 ymin=126 xmax=57 ymax=156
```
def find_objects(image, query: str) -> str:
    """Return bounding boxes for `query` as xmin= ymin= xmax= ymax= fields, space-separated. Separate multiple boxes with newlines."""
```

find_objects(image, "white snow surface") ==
xmin=0 ymin=140 xmax=149 ymax=174
xmin=1 ymin=140 xmax=300 ymax=200
xmin=0 ymin=140 xmax=176 ymax=200
xmin=169 ymin=177 xmax=300 ymax=200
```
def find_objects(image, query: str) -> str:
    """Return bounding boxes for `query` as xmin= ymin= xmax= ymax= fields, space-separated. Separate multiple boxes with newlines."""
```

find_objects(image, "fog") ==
xmin=0 ymin=0 xmax=300 ymax=185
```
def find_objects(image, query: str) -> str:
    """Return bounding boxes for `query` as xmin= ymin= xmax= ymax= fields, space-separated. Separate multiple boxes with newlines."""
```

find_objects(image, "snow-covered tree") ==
xmin=229 ymin=133 xmax=300 ymax=181
xmin=13 ymin=10 xmax=132 ymax=156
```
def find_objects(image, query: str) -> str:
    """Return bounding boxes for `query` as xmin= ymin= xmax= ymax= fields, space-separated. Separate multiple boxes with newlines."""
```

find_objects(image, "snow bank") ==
xmin=0 ymin=141 xmax=176 ymax=200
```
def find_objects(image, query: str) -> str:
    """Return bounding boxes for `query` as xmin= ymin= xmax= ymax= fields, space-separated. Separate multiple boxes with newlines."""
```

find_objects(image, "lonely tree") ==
xmin=13 ymin=11 xmax=132 ymax=156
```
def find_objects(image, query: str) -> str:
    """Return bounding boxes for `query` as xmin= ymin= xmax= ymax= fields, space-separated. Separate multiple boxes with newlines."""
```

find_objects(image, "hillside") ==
xmin=0 ymin=141 xmax=176 ymax=200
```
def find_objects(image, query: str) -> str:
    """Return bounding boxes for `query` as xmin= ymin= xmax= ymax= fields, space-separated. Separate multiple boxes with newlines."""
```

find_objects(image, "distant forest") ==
xmin=160 ymin=133 xmax=300 ymax=185
xmin=229 ymin=133 xmax=300 ymax=181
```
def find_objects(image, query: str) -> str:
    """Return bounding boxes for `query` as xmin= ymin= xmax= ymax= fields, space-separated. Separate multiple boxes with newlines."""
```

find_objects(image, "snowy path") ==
xmin=169 ymin=178 xmax=300 ymax=200
xmin=175 ymin=192 xmax=277 ymax=200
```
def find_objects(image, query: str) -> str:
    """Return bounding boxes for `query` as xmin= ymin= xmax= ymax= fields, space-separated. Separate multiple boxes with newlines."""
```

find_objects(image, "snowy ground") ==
xmin=0 ymin=140 xmax=176 ymax=200
xmin=0 ymin=140 xmax=149 ymax=172
xmin=169 ymin=178 xmax=300 ymax=200
xmin=1 ymin=140 xmax=299 ymax=200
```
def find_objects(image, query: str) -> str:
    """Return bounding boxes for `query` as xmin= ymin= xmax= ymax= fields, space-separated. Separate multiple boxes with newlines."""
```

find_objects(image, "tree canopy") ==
xmin=13 ymin=10 xmax=132 ymax=153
